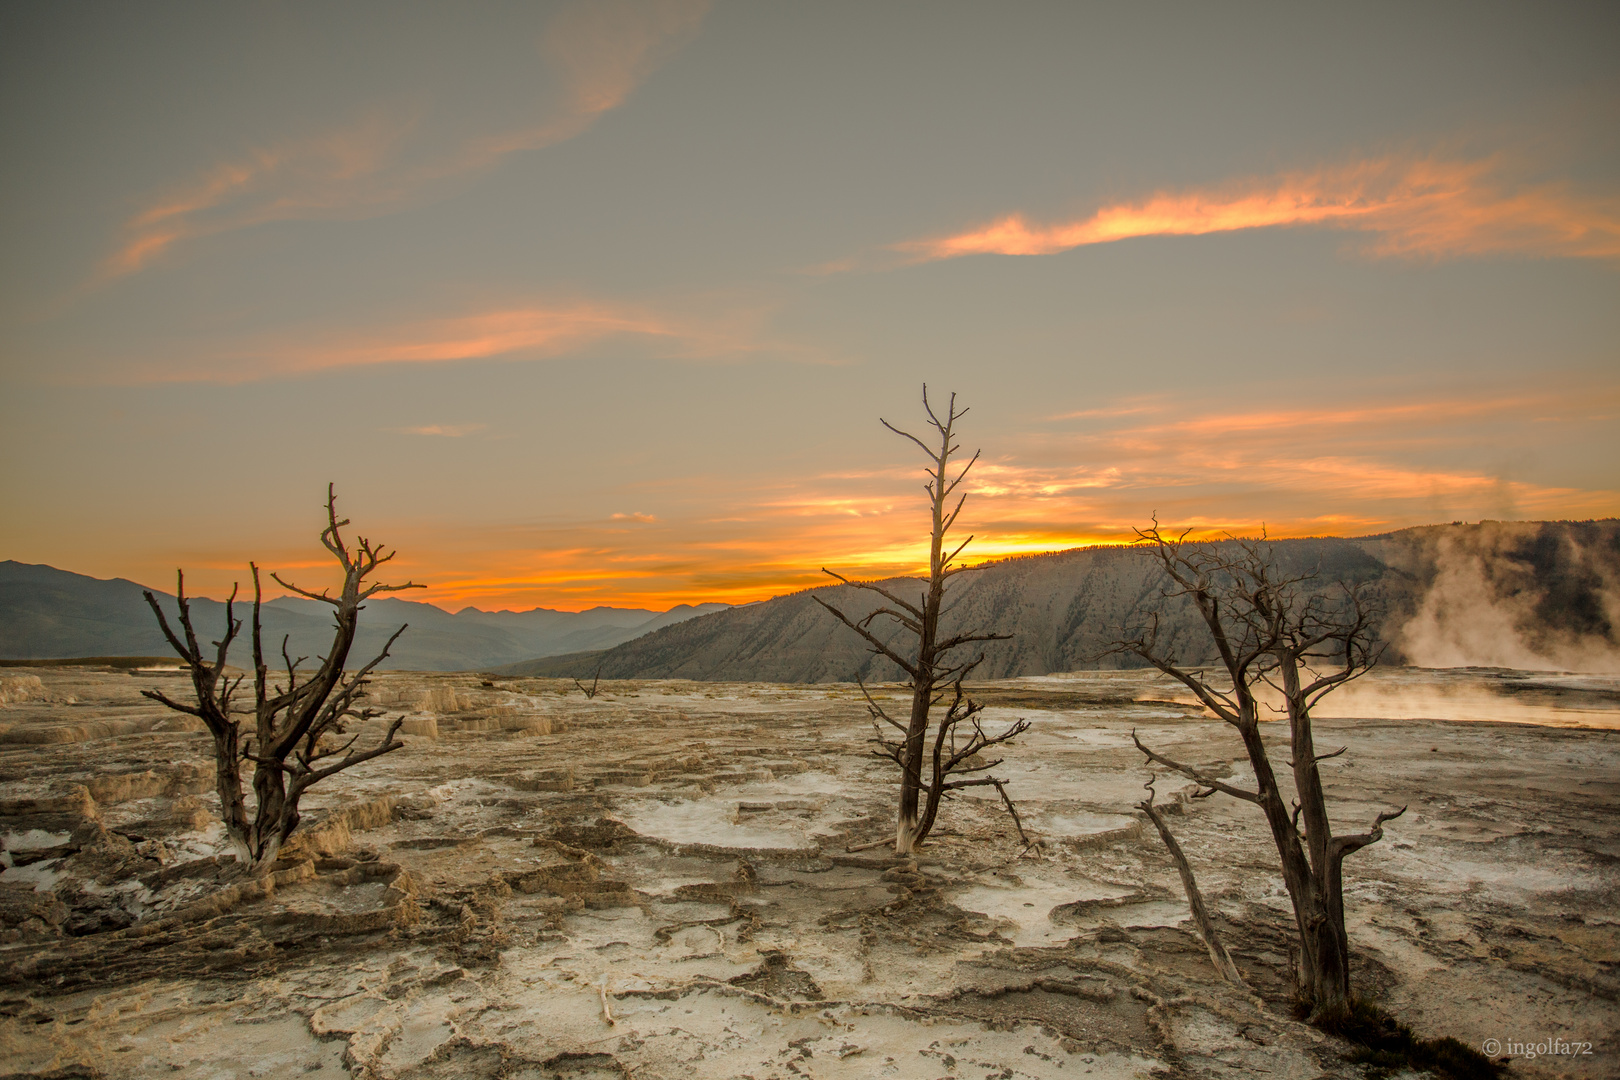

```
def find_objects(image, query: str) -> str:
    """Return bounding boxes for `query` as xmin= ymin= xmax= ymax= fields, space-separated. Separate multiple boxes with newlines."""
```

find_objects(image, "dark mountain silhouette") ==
xmin=499 ymin=520 xmax=1620 ymax=681
xmin=0 ymin=561 xmax=725 ymax=671
xmin=8 ymin=520 xmax=1614 ymax=678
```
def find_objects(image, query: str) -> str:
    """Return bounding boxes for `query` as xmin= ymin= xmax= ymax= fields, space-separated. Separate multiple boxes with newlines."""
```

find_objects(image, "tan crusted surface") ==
xmin=0 ymin=667 xmax=1614 ymax=1078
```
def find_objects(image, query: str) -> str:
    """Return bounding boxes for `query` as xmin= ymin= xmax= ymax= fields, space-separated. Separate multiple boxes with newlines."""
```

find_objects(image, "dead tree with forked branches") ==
xmin=1113 ymin=522 xmax=1404 ymax=1015
xmin=1137 ymin=774 xmax=1246 ymax=988
xmin=142 ymin=485 xmax=422 ymax=871
xmin=815 ymin=388 xmax=1028 ymax=856
xmin=574 ymin=661 xmax=604 ymax=699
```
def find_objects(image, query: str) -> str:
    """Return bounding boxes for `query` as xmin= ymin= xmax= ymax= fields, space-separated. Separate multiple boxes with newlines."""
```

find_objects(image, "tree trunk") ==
xmin=896 ymin=669 xmax=931 ymax=853
xmin=210 ymin=721 xmax=249 ymax=851
xmin=1235 ymin=715 xmax=1351 ymax=1009
xmin=1301 ymin=902 xmax=1352 ymax=1009
xmin=814 ymin=390 xmax=1016 ymax=855
xmin=913 ymin=705 xmax=953 ymax=844
xmin=1140 ymin=798 xmax=1246 ymax=988
xmin=897 ymin=493 xmax=946 ymax=853
xmin=1281 ymin=655 xmax=1354 ymax=1012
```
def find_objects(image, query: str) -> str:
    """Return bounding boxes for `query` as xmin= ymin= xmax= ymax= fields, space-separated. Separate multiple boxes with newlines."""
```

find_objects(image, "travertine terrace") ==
xmin=1 ymin=666 xmax=1616 ymax=1079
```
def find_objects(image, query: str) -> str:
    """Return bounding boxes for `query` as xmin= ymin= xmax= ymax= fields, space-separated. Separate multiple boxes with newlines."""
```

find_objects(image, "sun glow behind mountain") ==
xmin=260 ymin=384 xmax=1619 ymax=612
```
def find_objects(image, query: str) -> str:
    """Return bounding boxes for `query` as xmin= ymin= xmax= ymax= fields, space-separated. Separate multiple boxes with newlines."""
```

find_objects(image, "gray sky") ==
xmin=2 ymin=1 xmax=1616 ymax=609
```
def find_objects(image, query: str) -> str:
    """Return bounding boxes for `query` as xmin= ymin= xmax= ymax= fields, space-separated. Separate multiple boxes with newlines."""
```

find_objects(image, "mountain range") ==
xmin=498 ymin=519 xmax=1620 ymax=681
xmin=0 ymin=560 xmax=726 ymax=671
xmin=6 ymin=519 xmax=1616 ymax=678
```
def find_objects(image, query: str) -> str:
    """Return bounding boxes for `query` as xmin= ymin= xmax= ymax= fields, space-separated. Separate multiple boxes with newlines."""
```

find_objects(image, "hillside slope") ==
xmin=510 ymin=537 xmax=1386 ymax=681
xmin=513 ymin=520 xmax=1620 ymax=681
xmin=0 ymin=561 xmax=726 ymax=671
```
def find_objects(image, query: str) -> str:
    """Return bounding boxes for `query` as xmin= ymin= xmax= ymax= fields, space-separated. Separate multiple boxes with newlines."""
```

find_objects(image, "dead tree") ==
xmin=574 ymin=661 xmax=604 ymax=699
xmin=1137 ymin=774 xmax=1246 ymax=988
xmin=815 ymin=387 xmax=1026 ymax=855
xmin=1114 ymin=523 xmax=1404 ymax=1014
xmin=142 ymin=485 xmax=421 ymax=871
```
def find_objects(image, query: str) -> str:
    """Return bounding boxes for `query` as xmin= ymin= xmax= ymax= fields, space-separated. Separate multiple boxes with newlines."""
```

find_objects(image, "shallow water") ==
xmin=1022 ymin=666 xmax=1620 ymax=730
xmin=1318 ymin=667 xmax=1620 ymax=730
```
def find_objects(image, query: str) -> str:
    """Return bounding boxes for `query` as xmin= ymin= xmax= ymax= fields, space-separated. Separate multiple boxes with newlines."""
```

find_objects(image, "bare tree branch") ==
xmin=816 ymin=387 xmax=1028 ymax=854
xmin=812 ymin=594 xmax=922 ymax=680
xmin=1112 ymin=522 xmax=1402 ymax=1014
xmin=1138 ymin=774 xmax=1247 ymax=988
xmin=574 ymin=660 xmax=604 ymax=699
xmin=1330 ymin=805 xmax=1407 ymax=860
xmin=141 ymin=484 xmax=417 ymax=871
xmin=1131 ymin=730 xmax=1261 ymax=803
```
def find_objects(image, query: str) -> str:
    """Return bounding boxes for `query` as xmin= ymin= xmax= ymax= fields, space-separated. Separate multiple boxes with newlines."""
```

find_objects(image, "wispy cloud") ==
xmin=100 ymin=0 xmax=709 ymax=280
xmin=102 ymin=110 xmax=422 ymax=278
xmin=968 ymin=385 xmax=1620 ymax=536
xmin=106 ymin=296 xmax=795 ymax=383
xmin=390 ymin=423 xmax=488 ymax=437
xmin=611 ymin=512 xmax=658 ymax=522
xmin=291 ymin=304 xmax=683 ymax=373
xmin=900 ymin=154 xmax=1620 ymax=264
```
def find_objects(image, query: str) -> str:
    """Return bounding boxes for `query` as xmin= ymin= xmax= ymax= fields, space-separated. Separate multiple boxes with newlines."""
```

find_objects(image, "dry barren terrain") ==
xmin=0 ymin=667 xmax=1615 ymax=1079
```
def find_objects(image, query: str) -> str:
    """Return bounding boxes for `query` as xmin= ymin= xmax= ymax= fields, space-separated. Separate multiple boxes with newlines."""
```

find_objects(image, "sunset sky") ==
xmin=2 ymin=2 xmax=1617 ymax=611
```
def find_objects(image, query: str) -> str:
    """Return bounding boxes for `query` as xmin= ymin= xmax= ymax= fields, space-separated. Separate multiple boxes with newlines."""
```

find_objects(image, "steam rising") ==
xmin=1392 ymin=522 xmax=1620 ymax=674
xmin=1139 ymin=668 xmax=1620 ymax=731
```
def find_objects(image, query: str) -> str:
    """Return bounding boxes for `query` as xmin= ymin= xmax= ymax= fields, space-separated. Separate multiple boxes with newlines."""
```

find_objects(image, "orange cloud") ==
xmin=100 ymin=0 xmax=709 ymax=280
xmin=103 ymin=297 xmax=789 ymax=384
xmin=448 ymin=0 xmax=708 ymax=171
xmin=969 ymin=386 xmax=1620 ymax=538
xmin=103 ymin=111 xmax=421 ymax=278
xmin=903 ymin=155 xmax=1620 ymax=263
xmin=304 ymin=305 xmax=681 ymax=371
xmin=390 ymin=423 xmax=488 ymax=437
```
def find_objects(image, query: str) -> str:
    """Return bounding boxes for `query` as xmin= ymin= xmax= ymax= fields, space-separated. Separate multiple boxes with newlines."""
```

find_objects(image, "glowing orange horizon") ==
xmin=338 ymin=507 xmax=1550 ymax=612
xmin=68 ymin=384 xmax=1620 ymax=613
xmin=122 ymin=483 xmax=1619 ymax=614
xmin=117 ymin=493 xmax=1619 ymax=614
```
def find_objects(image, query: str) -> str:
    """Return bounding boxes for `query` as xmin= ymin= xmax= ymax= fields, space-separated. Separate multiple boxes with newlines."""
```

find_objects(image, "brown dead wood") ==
xmin=1113 ymin=522 xmax=1404 ymax=1014
xmin=142 ymin=484 xmax=421 ymax=871
xmin=574 ymin=661 xmax=604 ymax=699
xmin=1136 ymin=774 xmax=1246 ymax=988
xmin=815 ymin=387 xmax=1025 ymax=855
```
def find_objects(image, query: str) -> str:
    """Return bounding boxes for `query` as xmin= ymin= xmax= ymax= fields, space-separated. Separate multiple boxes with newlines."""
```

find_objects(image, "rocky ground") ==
xmin=0 ymin=666 xmax=1615 ymax=1080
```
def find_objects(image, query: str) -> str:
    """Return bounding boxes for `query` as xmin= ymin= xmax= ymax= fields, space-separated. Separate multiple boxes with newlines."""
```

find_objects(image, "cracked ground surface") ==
xmin=0 ymin=666 xmax=1615 ymax=1079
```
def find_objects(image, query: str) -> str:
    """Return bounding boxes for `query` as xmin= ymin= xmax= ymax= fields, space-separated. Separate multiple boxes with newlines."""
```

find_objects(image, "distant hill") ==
xmin=0 ymin=561 xmax=727 ymax=671
xmin=514 ymin=520 xmax=1620 ymax=681
xmin=8 ymin=519 xmax=1615 ymax=678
